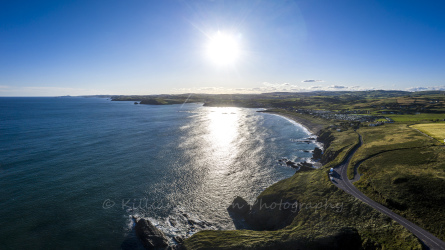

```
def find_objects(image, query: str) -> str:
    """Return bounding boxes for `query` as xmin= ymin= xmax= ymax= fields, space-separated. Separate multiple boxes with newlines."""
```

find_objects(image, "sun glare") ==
xmin=206 ymin=31 xmax=240 ymax=66
xmin=206 ymin=107 xmax=240 ymax=162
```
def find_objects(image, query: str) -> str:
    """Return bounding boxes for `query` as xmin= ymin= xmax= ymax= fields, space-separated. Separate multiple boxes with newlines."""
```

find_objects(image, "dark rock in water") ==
xmin=134 ymin=102 xmax=139 ymax=104
xmin=173 ymin=236 xmax=185 ymax=244
xmin=277 ymin=158 xmax=291 ymax=166
xmin=187 ymin=219 xmax=207 ymax=229
xmin=134 ymin=217 xmax=168 ymax=249
xmin=307 ymin=137 xmax=316 ymax=140
xmin=285 ymin=160 xmax=299 ymax=168
xmin=303 ymin=150 xmax=310 ymax=153
xmin=168 ymin=218 xmax=177 ymax=227
xmin=227 ymin=196 xmax=250 ymax=215
xmin=312 ymin=147 xmax=323 ymax=161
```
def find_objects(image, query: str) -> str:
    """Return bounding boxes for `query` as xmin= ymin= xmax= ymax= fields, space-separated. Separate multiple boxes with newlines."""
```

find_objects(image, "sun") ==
xmin=206 ymin=31 xmax=240 ymax=66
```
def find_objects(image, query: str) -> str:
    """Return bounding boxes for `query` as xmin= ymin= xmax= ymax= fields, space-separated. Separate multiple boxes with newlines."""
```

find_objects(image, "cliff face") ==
xmin=317 ymin=129 xmax=334 ymax=150
xmin=317 ymin=129 xmax=340 ymax=165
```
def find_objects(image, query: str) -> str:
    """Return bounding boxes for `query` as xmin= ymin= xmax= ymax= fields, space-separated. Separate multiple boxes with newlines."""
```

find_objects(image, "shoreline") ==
xmin=259 ymin=110 xmax=327 ymax=168
xmin=137 ymin=108 xmax=330 ymax=247
xmin=258 ymin=110 xmax=326 ymax=135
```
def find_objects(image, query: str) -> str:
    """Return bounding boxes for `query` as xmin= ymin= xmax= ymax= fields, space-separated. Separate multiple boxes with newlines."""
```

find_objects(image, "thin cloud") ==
xmin=302 ymin=80 xmax=324 ymax=83
xmin=406 ymin=86 xmax=445 ymax=92
xmin=330 ymin=85 xmax=346 ymax=89
xmin=172 ymin=83 xmax=373 ymax=94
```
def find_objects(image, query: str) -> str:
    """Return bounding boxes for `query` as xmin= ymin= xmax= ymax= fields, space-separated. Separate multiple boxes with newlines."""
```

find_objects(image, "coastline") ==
xmin=258 ymin=110 xmax=327 ymax=135
xmin=134 ymin=108 xmax=331 ymax=248
xmin=267 ymin=111 xmax=327 ymax=168
xmin=185 ymin=110 xmax=426 ymax=249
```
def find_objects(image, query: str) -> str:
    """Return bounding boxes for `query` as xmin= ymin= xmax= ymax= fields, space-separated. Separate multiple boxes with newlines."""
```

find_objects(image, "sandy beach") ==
xmin=258 ymin=110 xmax=327 ymax=135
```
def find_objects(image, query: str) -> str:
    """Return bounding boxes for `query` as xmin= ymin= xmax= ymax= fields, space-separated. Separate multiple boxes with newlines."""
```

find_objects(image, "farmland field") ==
xmin=411 ymin=123 xmax=445 ymax=143
xmin=386 ymin=113 xmax=445 ymax=122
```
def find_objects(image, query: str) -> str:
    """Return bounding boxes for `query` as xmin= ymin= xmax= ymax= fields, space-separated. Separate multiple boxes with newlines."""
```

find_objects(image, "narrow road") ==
xmin=332 ymin=133 xmax=445 ymax=250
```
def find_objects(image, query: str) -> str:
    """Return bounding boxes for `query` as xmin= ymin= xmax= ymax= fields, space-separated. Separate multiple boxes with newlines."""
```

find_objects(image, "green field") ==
xmin=386 ymin=113 xmax=445 ymax=122
xmin=411 ymin=123 xmax=445 ymax=143
xmin=348 ymin=124 xmax=445 ymax=241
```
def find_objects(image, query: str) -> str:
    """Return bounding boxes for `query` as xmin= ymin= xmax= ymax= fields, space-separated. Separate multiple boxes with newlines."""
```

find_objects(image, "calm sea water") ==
xmin=0 ymin=97 xmax=318 ymax=249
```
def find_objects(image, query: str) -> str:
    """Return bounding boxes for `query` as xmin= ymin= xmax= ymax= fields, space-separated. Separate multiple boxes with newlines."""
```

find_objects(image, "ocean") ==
xmin=0 ymin=97 xmax=319 ymax=249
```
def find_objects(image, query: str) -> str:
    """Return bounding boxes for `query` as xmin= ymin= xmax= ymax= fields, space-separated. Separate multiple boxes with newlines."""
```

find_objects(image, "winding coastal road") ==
xmin=332 ymin=133 xmax=445 ymax=250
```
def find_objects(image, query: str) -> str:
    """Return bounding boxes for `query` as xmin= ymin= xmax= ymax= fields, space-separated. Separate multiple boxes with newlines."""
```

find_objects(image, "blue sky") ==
xmin=1 ymin=0 xmax=444 ymax=96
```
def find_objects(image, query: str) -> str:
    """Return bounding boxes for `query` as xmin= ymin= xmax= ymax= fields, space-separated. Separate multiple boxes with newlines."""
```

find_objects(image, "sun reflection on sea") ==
xmin=198 ymin=107 xmax=241 ymax=181
xmin=207 ymin=107 xmax=239 ymax=153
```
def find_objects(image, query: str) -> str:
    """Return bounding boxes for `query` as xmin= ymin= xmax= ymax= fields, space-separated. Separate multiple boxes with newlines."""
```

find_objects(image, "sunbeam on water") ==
xmin=0 ymin=98 xmax=319 ymax=248
xmin=206 ymin=107 xmax=240 ymax=163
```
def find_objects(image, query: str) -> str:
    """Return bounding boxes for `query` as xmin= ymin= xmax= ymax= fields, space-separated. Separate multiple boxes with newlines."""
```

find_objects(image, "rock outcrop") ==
xmin=312 ymin=147 xmax=323 ymax=161
xmin=228 ymin=195 xmax=299 ymax=231
xmin=134 ymin=217 xmax=169 ymax=249
xmin=227 ymin=196 xmax=250 ymax=215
